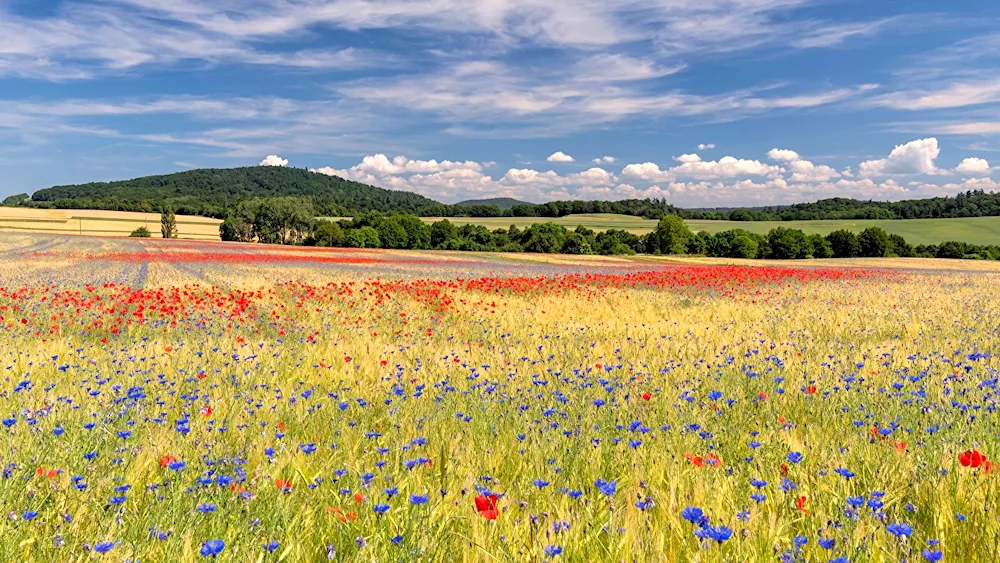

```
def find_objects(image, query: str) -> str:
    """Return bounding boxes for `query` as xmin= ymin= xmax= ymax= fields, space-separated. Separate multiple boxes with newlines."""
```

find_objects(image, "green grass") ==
xmin=419 ymin=214 xmax=1000 ymax=246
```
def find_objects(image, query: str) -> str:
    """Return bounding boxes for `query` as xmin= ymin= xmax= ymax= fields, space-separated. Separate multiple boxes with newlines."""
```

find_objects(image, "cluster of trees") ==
xmin=301 ymin=213 xmax=646 ymax=255
xmin=710 ymin=191 xmax=1000 ymax=221
xmin=219 ymin=197 xmax=315 ymax=244
xmin=689 ymin=226 xmax=1000 ymax=260
xmin=223 ymin=208 xmax=997 ymax=262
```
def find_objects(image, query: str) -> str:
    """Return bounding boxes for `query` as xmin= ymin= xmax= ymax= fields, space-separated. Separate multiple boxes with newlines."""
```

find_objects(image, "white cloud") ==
xmin=258 ymin=154 xmax=288 ymax=166
xmin=593 ymin=156 xmax=616 ymax=164
xmin=670 ymin=155 xmax=783 ymax=179
xmin=766 ymin=148 xmax=840 ymax=182
xmin=859 ymin=138 xmax=942 ymax=177
xmin=955 ymin=157 xmax=992 ymax=176
xmin=673 ymin=153 xmax=702 ymax=164
xmin=547 ymin=151 xmax=575 ymax=163
xmin=874 ymin=78 xmax=1000 ymax=110
xmin=766 ymin=148 xmax=800 ymax=162
xmin=697 ymin=143 xmax=715 ymax=150
xmin=620 ymin=162 xmax=672 ymax=183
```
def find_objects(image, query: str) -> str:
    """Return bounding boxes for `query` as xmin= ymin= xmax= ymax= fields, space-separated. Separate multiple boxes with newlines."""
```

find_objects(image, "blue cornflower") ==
xmin=594 ymin=478 xmax=617 ymax=496
xmin=200 ymin=539 xmax=225 ymax=557
xmin=94 ymin=541 xmax=114 ymax=554
xmin=681 ymin=506 xmax=708 ymax=526
xmin=706 ymin=525 xmax=732 ymax=543
xmin=544 ymin=545 xmax=562 ymax=557
xmin=819 ymin=537 xmax=835 ymax=549
xmin=886 ymin=522 xmax=913 ymax=538
xmin=409 ymin=494 xmax=428 ymax=505
xmin=922 ymin=549 xmax=943 ymax=562
xmin=374 ymin=503 xmax=390 ymax=515
xmin=786 ymin=452 xmax=803 ymax=464
xmin=533 ymin=479 xmax=550 ymax=489
xmin=263 ymin=541 xmax=279 ymax=553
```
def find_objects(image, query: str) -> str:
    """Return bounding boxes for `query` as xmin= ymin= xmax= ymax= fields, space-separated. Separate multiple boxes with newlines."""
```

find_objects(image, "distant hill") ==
xmin=29 ymin=167 xmax=449 ymax=219
xmin=456 ymin=197 xmax=533 ymax=210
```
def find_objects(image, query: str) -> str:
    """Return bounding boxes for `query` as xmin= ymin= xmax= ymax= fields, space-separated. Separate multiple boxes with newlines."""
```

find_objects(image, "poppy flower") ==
xmin=959 ymin=449 xmax=987 ymax=468
xmin=805 ymin=385 xmax=817 ymax=394
xmin=159 ymin=456 xmax=177 ymax=468
xmin=354 ymin=493 xmax=365 ymax=503
xmin=474 ymin=494 xmax=500 ymax=520
xmin=796 ymin=495 xmax=808 ymax=513
xmin=641 ymin=392 xmax=651 ymax=401
xmin=275 ymin=479 xmax=291 ymax=492
xmin=200 ymin=406 xmax=212 ymax=417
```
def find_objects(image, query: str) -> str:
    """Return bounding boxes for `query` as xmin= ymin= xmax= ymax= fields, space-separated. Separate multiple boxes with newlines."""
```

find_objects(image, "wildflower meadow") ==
xmin=1 ymin=232 xmax=998 ymax=562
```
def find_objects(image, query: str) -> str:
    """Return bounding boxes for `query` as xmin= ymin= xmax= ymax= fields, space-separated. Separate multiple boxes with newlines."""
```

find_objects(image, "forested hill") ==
xmin=28 ymin=167 xmax=448 ymax=219
xmin=455 ymin=197 xmax=533 ymax=210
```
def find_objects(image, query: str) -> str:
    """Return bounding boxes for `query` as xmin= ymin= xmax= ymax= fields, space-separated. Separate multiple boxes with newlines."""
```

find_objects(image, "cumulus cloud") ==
xmin=767 ymin=148 xmax=840 ymax=182
xmin=259 ymin=154 xmax=288 ymax=166
xmin=547 ymin=151 xmax=575 ymax=162
xmin=767 ymin=148 xmax=800 ymax=162
xmin=673 ymin=153 xmax=703 ymax=164
xmin=859 ymin=138 xmax=942 ymax=177
xmin=697 ymin=143 xmax=716 ymax=150
xmin=593 ymin=156 xmax=616 ymax=164
xmin=670 ymin=155 xmax=783 ymax=179
xmin=955 ymin=157 xmax=992 ymax=175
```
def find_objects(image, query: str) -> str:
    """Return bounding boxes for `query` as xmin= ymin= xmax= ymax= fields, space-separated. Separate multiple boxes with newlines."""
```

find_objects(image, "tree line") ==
xmin=214 ymin=197 xmax=1000 ymax=261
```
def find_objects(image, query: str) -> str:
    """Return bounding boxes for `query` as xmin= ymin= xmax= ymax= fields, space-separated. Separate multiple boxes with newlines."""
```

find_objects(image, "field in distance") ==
xmin=7 ymin=207 xmax=1000 ymax=245
xmin=0 ymin=207 xmax=221 ymax=239
xmin=419 ymin=213 xmax=1000 ymax=245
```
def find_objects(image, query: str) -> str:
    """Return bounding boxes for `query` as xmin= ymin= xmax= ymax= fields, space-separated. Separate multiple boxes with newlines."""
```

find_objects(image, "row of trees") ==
xmin=214 ymin=201 xmax=998 ymax=261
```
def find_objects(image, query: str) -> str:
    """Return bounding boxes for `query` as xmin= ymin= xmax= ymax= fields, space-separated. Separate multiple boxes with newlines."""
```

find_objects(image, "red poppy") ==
xmin=641 ymin=392 xmax=651 ymax=401
xmin=200 ymin=405 xmax=212 ymax=417
xmin=474 ymin=494 xmax=500 ymax=520
xmin=779 ymin=463 xmax=789 ymax=476
xmin=275 ymin=479 xmax=292 ymax=492
xmin=159 ymin=455 xmax=177 ymax=468
xmin=895 ymin=441 xmax=906 ymax=453
xmin=959 ymin=449 xmax=987 ymax=468
xmin=796 ymin=495 xmax=808 ymax=513
xmin=805 ymin=385 xmax=817 ymax=394
xmin=354 ymin=493 xmax=365 ymax=503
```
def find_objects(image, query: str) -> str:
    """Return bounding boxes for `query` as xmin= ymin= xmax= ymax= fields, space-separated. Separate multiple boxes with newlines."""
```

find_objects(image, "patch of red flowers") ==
xmin=475 ymin=494 xmax=500 ymax=520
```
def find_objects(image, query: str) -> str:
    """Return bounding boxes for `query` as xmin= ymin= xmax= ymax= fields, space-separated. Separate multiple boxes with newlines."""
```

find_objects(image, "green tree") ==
xmin=372 ymin=216 xmax=409 ymax=249
xmin=129 ymin=226 xmax=152 ymax=237
xmin=1 ymin=193 xmax=29 ymax=207
xmin=342 ymin=227 xmax=381 ymax=248
xmin=887 ymin=234 xmax=913 ymax=257
xmin=826 ymin=229 xmax=860 ymax=258
xmin=395 ymin=215 xmax=432 ymax=249
xmin=807 ymin=233 xmax=833 ymax=258
xmin=160 ymin=209 xmax=178 ymax=239
xmin=729 ymin=234 xmax=760 ymax=259
xmin=858 ymin=227 xmax=890 ymax=257
xmin=309 ymin=220 xmax=344 ymax=247
xmin=936 ymin=240 xmax=967 ymax=259
xmin=520 ymin=223 xmax=568 ymax=253
xmin=765 ymin=227 xmax=810 ymax=259
xmin=651 ymin=214 xmax=692 ymax=254
xmin=430 ymin=219 xmax=458 ymax=248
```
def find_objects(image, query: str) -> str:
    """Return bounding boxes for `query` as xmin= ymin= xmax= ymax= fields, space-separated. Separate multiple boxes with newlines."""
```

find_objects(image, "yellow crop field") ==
xmin=1 ymin=232 xmax=998 ymax=561
xmin=0 ymin=207 xmax=222 ymax=239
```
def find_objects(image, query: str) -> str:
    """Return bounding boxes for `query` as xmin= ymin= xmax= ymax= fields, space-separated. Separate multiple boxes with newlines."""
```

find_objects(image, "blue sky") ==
xmin=1 ymin=0 xmax=999 ymax=206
